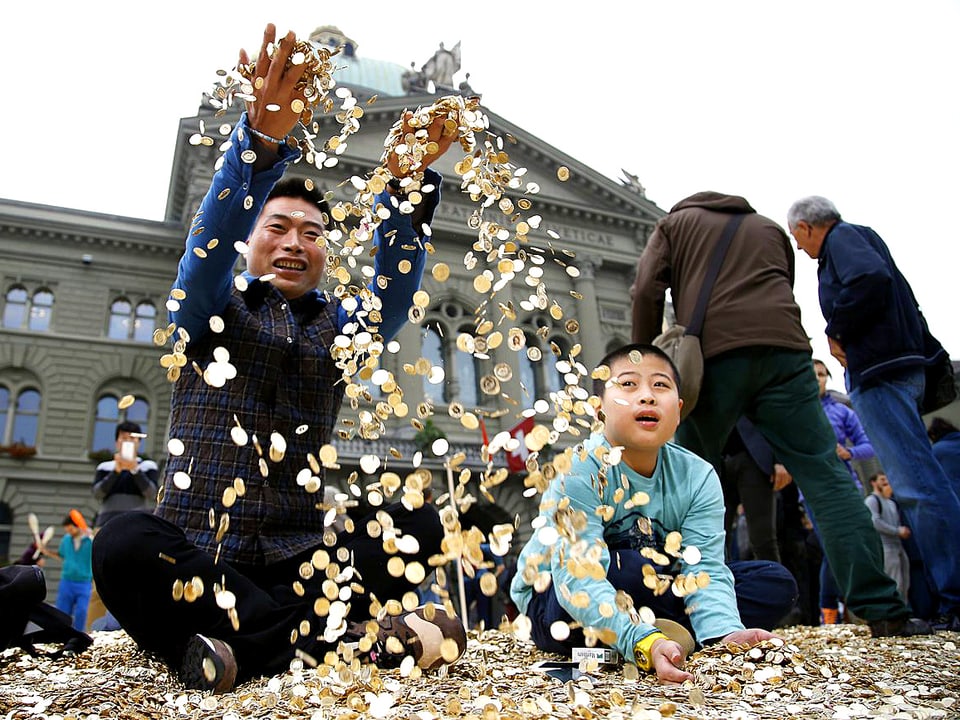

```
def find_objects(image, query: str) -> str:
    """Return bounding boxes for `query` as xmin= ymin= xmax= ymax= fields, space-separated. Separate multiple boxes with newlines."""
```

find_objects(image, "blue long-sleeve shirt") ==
xmin=156 ymin=112 xmax=442 ymax=565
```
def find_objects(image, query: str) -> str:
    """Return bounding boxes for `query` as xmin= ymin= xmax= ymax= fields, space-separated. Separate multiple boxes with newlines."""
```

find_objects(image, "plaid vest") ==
xmin=157 ymin=280 xmax=343 ymax=565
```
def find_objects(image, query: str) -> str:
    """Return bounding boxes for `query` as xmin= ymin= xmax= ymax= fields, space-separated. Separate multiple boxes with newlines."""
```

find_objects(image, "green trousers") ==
xmin=677 ymin=346 xmax=908 ymax=623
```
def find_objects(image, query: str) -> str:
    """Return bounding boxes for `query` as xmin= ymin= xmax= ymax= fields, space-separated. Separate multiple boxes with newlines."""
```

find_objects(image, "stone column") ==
xmin=571 ymin=255 xmax=605 ymax=371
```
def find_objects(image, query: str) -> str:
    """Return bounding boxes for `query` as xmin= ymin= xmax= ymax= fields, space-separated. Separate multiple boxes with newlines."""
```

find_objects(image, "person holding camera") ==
xmin=87 ymin=421 xmax=159 ymax=630
xmin=92 ymin=421 xmax=159 ymax=528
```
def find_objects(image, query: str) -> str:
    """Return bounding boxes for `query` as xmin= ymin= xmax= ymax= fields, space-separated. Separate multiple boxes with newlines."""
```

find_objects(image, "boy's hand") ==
xmin=721 ymin=628 xmax=778 ymax=646
xmin=650 ymin=637 xmax=693 ymax=683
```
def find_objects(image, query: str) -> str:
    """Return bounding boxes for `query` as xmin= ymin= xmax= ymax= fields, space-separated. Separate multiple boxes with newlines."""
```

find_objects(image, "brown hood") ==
xmin=670 ymin=191 xmax=755 ymax=215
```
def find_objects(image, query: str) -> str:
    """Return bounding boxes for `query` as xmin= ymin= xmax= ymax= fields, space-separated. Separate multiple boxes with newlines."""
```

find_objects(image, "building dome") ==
xmin=309 ymin=25 xmax=408 ymax=98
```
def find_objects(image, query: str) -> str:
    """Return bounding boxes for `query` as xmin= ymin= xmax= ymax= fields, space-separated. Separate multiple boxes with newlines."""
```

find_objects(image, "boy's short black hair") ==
xmin=62 ymin=514 xmax=77 ymax=527
xmin=115 ymin=420 xmax=142 ymax=439
xmin=592 ymin=343 xmax=682 ymax=397
xmin=266 ymin=177 xmax=332 ymax=229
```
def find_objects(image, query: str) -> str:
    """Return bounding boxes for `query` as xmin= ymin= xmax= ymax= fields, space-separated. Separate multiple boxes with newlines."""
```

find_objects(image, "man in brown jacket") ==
xmin=630 ymin=191 xmax=928 ymax=637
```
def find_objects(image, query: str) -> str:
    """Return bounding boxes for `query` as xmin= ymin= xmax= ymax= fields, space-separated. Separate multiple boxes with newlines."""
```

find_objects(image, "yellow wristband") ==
xmin=633 ymin=631 xmax=669 ymax=672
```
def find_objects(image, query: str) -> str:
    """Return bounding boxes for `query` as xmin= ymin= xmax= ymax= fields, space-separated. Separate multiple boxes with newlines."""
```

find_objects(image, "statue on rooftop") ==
xmin=402 ymin=61 xmax=428 ymax=94
xmin=421 ymin=41 xmax=461 ymax=90
xmin=620 ymin=169 xmax=647 ymax=197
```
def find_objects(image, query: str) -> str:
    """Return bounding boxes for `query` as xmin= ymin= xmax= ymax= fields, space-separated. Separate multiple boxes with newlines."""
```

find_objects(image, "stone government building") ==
xmin=0 ymin=26 xmax=665 ymax=594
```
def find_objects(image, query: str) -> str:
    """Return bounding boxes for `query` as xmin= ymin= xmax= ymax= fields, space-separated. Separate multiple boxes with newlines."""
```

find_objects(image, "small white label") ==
xmin=572 ymin=647 xmax=620 ymax=664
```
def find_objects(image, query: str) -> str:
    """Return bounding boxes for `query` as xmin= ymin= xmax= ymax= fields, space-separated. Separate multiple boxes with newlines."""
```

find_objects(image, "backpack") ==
xmin=0 ymin=564 xmax=92 ymax=658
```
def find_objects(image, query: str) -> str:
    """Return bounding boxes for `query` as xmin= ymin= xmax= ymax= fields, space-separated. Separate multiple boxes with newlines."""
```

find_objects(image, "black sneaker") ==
xmin=931 ymin=613 xmax=960 ymax=632
xmin=347 ymin=604 xmax=467 ymax=670
xmin=868 ymin=617 xmax=933 ymax=638
xmin=180 ymin=634 xmax=238 ymax=693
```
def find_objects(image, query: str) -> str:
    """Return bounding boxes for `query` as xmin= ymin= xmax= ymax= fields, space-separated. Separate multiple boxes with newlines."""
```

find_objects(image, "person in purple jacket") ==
xmin=814 ymin=360 xmax=875 ymax=491
xmin=814 ymin=359 xmax=875 ymax=623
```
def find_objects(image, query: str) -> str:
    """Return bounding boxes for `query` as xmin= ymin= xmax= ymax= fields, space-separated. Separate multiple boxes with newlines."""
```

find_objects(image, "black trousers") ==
xmin=721 ymin=450 xmax=781 ymax=563
xmin=92 ymin=504 xmax=442 ymax=682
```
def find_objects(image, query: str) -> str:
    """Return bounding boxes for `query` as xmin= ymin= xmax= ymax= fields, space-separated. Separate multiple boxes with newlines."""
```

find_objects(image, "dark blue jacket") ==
xmin=817 ymin=222 xmax=925 ymax=389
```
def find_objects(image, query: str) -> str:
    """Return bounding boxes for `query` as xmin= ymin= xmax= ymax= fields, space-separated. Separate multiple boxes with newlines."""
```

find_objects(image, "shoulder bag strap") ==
xmin=686 ymin=213 xmax=745 ymax=338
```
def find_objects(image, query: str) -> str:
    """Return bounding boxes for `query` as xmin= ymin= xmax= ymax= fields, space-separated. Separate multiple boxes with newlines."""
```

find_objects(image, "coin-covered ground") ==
xmin=1 ymin=624 xmax=958 ymax=720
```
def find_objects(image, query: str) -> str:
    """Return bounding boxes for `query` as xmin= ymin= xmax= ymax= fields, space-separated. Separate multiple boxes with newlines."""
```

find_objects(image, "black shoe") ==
xmin=346 ymin=604 xmax=467 ymax=670
xmin=931 ymin=613 xmax=960 ymax=632
xmin=868 ymin=617 xmax=933 ymax=638
xmin=180 ymin=634 xmax=238 ymax=693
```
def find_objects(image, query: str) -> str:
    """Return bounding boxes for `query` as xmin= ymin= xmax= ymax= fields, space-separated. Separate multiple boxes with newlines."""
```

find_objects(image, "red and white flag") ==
xmin=506 ymin=416 xmax=535 ymax=473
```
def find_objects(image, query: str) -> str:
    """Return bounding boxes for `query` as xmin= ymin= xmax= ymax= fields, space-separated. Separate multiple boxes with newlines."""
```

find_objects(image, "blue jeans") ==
xmin=527 ymin=550 xmax=797 ymax=656
xmin=819 ymin=557 xmax=842 ymax=610
xmin=56 ymin=578 xmax=92 ymax=631
xmin=849 ymin=367 xmax=960 ymax=613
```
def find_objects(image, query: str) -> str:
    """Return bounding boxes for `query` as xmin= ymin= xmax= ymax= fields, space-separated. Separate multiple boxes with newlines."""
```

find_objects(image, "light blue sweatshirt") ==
xmin=511 ymin=433 xmax=743 ymax=663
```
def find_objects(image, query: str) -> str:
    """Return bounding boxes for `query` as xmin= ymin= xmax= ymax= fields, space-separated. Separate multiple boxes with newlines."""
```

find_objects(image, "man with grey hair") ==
xmin=787 ymin=195 xmax=960 ymax=632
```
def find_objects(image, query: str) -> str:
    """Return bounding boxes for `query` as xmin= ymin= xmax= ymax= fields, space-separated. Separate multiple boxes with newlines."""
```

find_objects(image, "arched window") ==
xmin=2 ymin=286 xmax=28 ymax=328
xmin=133 ymin=301 xmax=157 ymax=343
xmin=2 ymin=286 xmax=55 ymax=331
xmin=91 ymin=392 xmax=150 ymax=454
xmin=518 ymin=335 xmax=541 ymax=403
xmin=421 ymin=324 xmax=446 ymax=404
xmin=108 ymin=298 xmax=157 ymax=342
xmin=0 ymin=387 xmax=8 ymax=442
xmin=11 ymin=389 xmax=40 ymax=446
xmin=453 ymin=324 xmax=480 ymax=407
xmin=108 ymin=298 xmax=133 ymax=340
xmin=28 ymin=289 xmax=54 ymax=331
xmin=0 ymin=385 xmax=41 ymax=447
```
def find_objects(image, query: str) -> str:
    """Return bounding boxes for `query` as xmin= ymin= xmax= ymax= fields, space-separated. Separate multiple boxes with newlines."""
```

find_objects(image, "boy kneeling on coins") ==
xmin=511 ymin=343 xmax=797 ymax=682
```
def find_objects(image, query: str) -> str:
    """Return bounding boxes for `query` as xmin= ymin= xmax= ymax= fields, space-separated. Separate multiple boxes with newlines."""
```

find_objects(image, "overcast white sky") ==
xmin=2 ymin=1 xmax=958 ymax=390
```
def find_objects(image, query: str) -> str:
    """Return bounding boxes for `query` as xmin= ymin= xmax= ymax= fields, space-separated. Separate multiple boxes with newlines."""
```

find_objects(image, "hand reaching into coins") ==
xmin=650 ymin=637 xmax=694 ymax=683
xmin=722 ymin=628 xmax=779 ymax=647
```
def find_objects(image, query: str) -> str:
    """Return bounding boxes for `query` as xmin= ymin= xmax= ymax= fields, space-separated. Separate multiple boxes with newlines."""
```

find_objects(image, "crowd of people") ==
xmin=509 ymin=190 xmax=957 ymax=680
xmin=9 ymin=21 xmax=958 ymax=694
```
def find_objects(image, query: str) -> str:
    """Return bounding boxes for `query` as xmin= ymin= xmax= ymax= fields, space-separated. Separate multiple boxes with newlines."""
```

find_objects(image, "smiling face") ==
xmin=245 ymin=196 xmax=327 ymax=300
xmin=600 ymin=352 xmax=683 ymax=476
